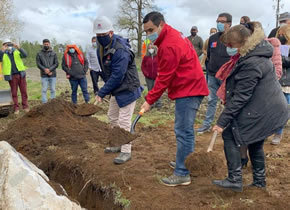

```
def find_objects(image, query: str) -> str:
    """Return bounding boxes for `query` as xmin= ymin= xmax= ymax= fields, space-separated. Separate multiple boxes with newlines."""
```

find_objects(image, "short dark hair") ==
xmin=143 ymin=11 xmax=165 ymax=26
xmin=43 ymin=39 xmax=50 ymax=43
xmin=91 ymin=36 xmax=96 ymax=41
xmin=241 ymin=16 xmax=250 ymax=23
xmin=218 ymin=13 xmax=232 ymax=23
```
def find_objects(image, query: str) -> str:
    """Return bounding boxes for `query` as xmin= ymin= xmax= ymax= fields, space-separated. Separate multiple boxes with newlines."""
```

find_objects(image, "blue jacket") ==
xmin=97 ymin=34 xmax=142 ymax=107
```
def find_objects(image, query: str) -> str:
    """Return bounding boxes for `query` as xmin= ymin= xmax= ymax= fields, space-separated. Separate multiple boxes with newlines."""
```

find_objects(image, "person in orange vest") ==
xmin=141 ymin=39 xmax=151 ymax=59
xmin=62 ymin=44 xmax=90 ymax=104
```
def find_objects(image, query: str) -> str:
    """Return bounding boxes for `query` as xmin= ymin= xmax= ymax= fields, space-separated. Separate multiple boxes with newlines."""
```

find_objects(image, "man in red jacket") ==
xmin=141 ymin=11 xmax=209 ymax=187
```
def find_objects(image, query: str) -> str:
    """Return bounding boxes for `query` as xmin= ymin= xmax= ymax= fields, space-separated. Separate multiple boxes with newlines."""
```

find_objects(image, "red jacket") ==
xmin=141 ymin=55 xmax=158 ymax=80
xmin=145 ymin=24 xmax=209 ymax=105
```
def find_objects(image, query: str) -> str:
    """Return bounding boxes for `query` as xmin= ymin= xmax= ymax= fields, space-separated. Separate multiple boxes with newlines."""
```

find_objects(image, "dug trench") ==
xmin=0 ymin=99 xmax=290 ymax=209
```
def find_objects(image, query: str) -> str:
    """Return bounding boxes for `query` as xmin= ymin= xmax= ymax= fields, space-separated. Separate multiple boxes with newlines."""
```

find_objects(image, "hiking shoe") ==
xmin=104 ymin=146 xmax=121 ymax=153
xmin=169 ymin=161 xmax=176 ymax=169
xmin=24 ymin=108 xmax=30 ymax=113
xmin=161 ymin=174 xmax=191 ymax=187
xmin=14 ymin=110 xmax=19 ymax=115
xmin=196 ymin=125 xmax=212 ymax=134
xmin=271 ymin=134 xmax=282 ymax=145
xmin=114 ymin=152 xmax=131 ymax=164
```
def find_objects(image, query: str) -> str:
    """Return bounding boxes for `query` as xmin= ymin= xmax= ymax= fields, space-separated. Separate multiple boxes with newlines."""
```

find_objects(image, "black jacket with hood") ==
xmin=217 ymin=25 xmax=289 ymax=146
xmin=36 ymin=48 xmax=58 ymax=77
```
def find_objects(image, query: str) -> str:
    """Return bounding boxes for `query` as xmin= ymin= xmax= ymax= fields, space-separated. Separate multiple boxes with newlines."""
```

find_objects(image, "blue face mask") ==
xmin=147 ymin=32 xmax=159 ymax=42
xmin=97 ymin=35 xmax=111 ymax=47
xmin=217 ymin=22 xmax=225 ymax=32
xmin=226 ymin=47 xmax=238 ymax=56
xmin=69 ymin=48 xmax=75 ymax=54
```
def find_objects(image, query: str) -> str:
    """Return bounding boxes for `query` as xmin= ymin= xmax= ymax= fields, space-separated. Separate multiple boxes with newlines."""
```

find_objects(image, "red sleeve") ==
xmin=145 ymin=46 xmax=180 ymax=105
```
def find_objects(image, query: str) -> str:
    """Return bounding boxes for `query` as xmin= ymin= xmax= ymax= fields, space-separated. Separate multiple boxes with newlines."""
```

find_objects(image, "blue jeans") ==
xmin=174 ymin=96 xmax=203 ymax=176
xmin=69 ymin=78 xmax=90 ymax=104
xmin=276 ymin=92 xmax=290 ymax=134
xmin=41 ymin=77 xmax=56 ymax=103
xmin=203 ymin=75 xmax=222 ymax=127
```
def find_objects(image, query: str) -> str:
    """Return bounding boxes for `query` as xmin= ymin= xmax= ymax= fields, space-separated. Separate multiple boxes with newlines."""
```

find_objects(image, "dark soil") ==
xmin=0 ymin=98 xmax=289 ymax=209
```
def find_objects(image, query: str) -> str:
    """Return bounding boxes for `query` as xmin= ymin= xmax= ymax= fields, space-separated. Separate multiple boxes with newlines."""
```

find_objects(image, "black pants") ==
xmin=222 ymin=126 xmax=265 ymax=185
xmin=90 ymin=70 xmax=105 ymax=95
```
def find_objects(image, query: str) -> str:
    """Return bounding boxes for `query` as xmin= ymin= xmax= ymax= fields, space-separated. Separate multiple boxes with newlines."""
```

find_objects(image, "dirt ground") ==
xmin=0 ymin=68 xmax=289 ymax=209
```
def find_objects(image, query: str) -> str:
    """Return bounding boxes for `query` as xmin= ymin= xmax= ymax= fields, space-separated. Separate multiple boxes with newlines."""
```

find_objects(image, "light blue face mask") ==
xmin=147 ymin=32 xmax=158 ymax=42
xmin=217 ymin=22 xmax=225 ymax=32
xmin=69 ymin=48 xmax=75 ymax=54
xmin=226 ymin=47 xmax=238 ymax=56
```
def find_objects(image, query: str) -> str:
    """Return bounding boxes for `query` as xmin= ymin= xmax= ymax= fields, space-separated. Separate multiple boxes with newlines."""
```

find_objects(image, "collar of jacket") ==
xmin=239 ymin=25 xmax=265 ymax=57
xmin=154 ymin=23 xmax=170 ymax=47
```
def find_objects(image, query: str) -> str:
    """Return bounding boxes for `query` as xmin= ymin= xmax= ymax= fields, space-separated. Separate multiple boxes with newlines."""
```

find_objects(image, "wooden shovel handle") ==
xmin=207 ymin=130 xmax=218 ymax=152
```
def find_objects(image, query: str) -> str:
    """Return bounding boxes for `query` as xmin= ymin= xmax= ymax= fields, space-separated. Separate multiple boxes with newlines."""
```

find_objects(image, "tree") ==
xmin=273 ymin=0 xmax=284 ymax=27
xmin=0 ymin=0 xmax=22 ymax=39
xmin=116 ymin=0 xmax=156 ymax=57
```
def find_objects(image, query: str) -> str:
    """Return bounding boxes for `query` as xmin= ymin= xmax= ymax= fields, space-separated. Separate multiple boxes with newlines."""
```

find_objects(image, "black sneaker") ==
xmin=196 ymin=125 xmax=212 ymax=134
xmin=161 ymin=174 xmax=191 ymax=187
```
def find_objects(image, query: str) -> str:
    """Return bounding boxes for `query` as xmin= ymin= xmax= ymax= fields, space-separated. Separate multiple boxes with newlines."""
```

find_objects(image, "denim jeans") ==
xmin=203 ymin=75 xmax=222 ymax=127
xmin=174 ymin=96 xmax=203 ymax=176
xmin=276 ymin=92 xmax=290 ymax=134
xmin=69 ymin=78 xmax=90 ymax=104
xmin=41 ymin=77 xmax=56 ymax=103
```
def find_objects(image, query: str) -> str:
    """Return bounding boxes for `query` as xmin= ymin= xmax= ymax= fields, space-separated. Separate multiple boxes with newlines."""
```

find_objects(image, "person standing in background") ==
xmin=36 ymin=39 xmax=59 ymax=103
xmin=86 ymin=36 xmax=105 ymax=95
xmin=187 ymin=26 xmax=203 ymax=57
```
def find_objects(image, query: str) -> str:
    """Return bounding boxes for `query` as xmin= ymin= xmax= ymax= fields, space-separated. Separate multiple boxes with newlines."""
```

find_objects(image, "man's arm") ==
xmin=86 ymin=49 xmax=92 ymax=69
xmin=36 ymin=53 xmax=46 ymax=71
xmin=97 ymin=49 xmax=129 ymax=98
xmin=48 ymin=53 xmax=59 ymax=72
xmin=18 ymin=48 xmax=27 ymax=58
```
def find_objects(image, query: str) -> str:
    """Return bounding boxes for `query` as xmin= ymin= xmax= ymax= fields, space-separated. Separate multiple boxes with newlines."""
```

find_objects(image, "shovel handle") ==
xmin=139 ymin=108 xmax=145 ymax=116
xmin=207 ymin=130 xmax=218 ymax=152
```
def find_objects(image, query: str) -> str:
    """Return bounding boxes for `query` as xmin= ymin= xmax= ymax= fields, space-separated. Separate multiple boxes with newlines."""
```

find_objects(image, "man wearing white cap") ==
xmin=0 ymin=39 xmax=29 ymax=114
xmin=93 ymin=16 xmax=143 ymax=164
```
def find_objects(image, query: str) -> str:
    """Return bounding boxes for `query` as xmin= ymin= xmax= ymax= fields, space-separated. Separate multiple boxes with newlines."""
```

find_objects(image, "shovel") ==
xmin=130 ymin=108 xmax=145 ymax=134
xmin=207 ymin=130 xmax=218 ymax=152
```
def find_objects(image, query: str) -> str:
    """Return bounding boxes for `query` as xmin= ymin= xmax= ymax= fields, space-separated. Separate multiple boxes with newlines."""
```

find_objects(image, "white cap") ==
xmin=93 ymin=16 xmax=114 ymax=34
xmin=2 ymin=39 xmax=12 ymax=44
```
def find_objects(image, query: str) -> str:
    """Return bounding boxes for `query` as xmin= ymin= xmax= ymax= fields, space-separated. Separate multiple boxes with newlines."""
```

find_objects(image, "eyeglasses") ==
xmin=216 ymin=20 xmax=229 ymax=24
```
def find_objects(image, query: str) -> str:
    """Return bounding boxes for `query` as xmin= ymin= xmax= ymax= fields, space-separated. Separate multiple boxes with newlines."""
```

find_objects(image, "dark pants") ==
xmin=8 ymin=74 xmax=28 ymax=111
xmin=69 ymin=78 xmax=90 ymax=104
xmin=223 ymin=126 xmax=265 ymax=186
xmin=90 ymin=70 xmax=105 ymax=95
xmin=145 ymin=77 xmax=162 ymax=108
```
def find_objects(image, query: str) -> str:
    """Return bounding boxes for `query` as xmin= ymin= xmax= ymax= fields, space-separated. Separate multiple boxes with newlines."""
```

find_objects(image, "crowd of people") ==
xmin=0 ymin=10 xmax=289 ymax=192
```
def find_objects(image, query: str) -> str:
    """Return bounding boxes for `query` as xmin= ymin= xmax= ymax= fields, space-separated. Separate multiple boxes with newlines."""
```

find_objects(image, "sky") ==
xmin=10 ymin=0 xmax=290 ymax=49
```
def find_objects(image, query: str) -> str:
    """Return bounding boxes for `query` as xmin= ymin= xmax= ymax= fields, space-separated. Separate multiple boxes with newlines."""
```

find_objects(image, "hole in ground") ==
xmin=42 ymin=161 xmax=123 ymax=210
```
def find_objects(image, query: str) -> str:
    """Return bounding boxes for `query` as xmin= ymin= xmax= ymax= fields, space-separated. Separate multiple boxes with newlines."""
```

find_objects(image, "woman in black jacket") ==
xmin=212 ymin=22 xmax=288 ymax=192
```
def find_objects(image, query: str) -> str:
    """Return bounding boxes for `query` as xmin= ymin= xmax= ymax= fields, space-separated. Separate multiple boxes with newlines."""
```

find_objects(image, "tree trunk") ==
xmin=137 ymin=0 xmax=142 ymax=57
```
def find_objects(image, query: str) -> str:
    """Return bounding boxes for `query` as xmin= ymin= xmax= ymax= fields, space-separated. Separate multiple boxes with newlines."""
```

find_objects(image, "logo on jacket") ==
xmin=105 ymin=55 xmax=111 ymax=64
xmin=211 ymin=42 xmax=217 ymax=48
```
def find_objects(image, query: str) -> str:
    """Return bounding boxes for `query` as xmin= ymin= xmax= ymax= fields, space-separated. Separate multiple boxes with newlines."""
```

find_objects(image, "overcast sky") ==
xmin=12 ymin=0 xmax=290 ymax=49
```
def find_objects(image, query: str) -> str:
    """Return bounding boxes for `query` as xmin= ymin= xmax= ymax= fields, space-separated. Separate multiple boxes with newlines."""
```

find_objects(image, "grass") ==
xmin=0 ymin=79 xmax=69 ymax=101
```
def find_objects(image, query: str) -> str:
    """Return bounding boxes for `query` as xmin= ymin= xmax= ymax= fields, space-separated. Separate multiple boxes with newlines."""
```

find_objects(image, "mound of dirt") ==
xmin=0 ymin=99 xmax=136 ymax=159
xmin=185 ymin=151 xmax=225 ymax=177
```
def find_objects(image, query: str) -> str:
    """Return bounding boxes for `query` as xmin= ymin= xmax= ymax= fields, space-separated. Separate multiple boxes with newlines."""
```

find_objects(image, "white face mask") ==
xmin=148 ymin=49 xmax=155 ymax=54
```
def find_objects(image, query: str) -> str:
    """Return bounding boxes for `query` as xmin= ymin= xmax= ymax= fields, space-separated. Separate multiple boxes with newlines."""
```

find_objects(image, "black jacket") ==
xmin=279 ymin=50 xmax=290 ymax=86
xmin=207 ymin=32 xmax=231 ymax=76
xmin=36 ymin=48 xmax=58 ymax=77
xmin=62 ymin=52 xmax=88 ymax=80
xmin=268 ymin=27 xmax=279 ymax=38
xmin=217 ymin=40 xmax=288 ymax=146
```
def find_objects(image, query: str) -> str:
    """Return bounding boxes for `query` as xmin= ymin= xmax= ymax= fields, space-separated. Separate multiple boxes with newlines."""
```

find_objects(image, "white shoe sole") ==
xmin=160 ymin=180 xmax=191 ymax=187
